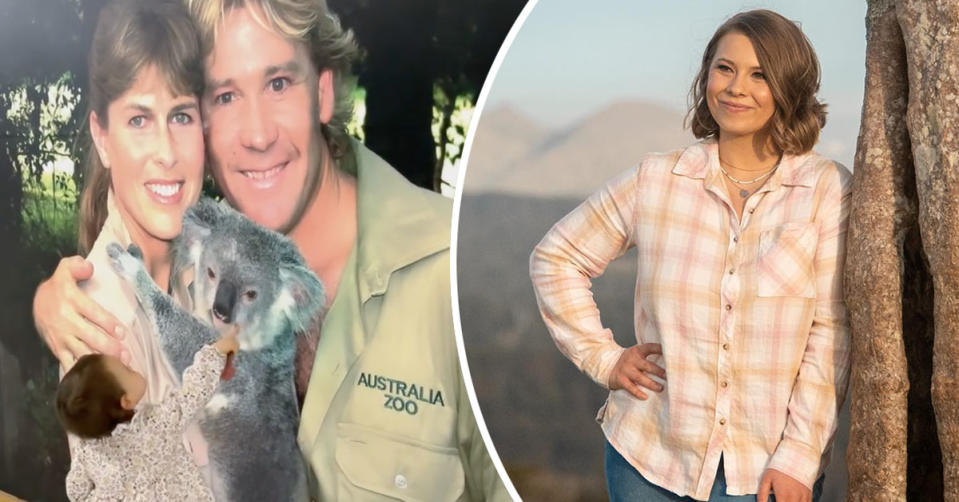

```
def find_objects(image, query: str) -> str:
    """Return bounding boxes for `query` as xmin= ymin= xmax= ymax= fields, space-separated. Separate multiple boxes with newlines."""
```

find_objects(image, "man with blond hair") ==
xmin=33 ymin=0 xmax=509 ymax=499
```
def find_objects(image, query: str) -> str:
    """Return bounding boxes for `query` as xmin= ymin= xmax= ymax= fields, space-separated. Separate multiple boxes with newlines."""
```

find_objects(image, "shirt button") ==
xmin=721 ymin=381 xmax=728 ymax=388
xmin=394 ymin=474 xmax=408 ymax=489
xmin=722 ymin=343 xmax=730 ymax=350
xmin=733 ymin=236 xmax=739 ymax=243
xmin=748 ymin=208 xmax=755 ymax=214
xmin=725 ymin=304 xmax=732 ymax=311
xmin=719 ymin=418 xmax=727 ymax=425
xmin=728 ymin=268 xmax=735 ymax=275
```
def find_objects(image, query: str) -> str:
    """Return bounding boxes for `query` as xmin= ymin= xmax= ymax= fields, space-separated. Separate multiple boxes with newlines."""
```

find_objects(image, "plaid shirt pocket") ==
xmin=757 ymin=222 xmax=818 ymax=298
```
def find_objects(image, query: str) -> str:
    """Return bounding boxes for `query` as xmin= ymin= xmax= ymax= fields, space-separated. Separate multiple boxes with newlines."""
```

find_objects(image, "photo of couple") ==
xmin=1 ymin=0 xmax=517 ymax=500
xmin=2 ymin=0 xmax=958 ymax=501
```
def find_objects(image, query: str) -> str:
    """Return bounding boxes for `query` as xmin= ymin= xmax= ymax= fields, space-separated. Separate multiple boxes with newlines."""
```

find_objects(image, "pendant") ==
xmin=739 ymin=189 xmax=749 ymax=198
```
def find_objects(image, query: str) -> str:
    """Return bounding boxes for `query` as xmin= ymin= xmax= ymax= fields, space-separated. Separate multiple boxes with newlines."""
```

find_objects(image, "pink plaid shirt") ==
xmin=530 ymin=140 xmax=851 ymax=500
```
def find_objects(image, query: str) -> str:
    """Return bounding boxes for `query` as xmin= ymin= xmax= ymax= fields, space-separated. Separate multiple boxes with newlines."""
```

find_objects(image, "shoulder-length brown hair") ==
xmin=78 ymin=0 xmax=204 ymax=255
xmin=685 ymin=9 xmax=827 ymax=155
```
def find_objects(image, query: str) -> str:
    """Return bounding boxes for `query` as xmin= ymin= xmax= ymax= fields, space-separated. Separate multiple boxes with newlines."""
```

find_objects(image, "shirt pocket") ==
xmin=335 ymin=422 xmax=465 ymax=502
xmin=756 ymin=222 xmax=818 ymax=298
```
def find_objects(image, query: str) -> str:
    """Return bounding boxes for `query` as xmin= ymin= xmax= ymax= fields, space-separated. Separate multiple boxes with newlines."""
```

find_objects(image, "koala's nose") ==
xmin=213 ymin=281 xmax=237 ymax=323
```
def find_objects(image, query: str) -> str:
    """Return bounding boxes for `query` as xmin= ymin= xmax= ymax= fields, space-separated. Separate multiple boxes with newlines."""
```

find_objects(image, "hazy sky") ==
xmin=482 ymin=0 xmax=867 ymax=167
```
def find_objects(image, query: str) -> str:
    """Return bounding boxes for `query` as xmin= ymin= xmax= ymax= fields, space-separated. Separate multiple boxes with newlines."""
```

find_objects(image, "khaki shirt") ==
xmin=297 ymin=143 xmax=509 ymax=501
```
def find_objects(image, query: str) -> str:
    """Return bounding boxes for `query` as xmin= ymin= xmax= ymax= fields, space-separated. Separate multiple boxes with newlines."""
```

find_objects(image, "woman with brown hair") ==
xmin=531 ymin=9 xmax=850 ymax=502
xmin=68 ymin=0 xmax=205 ymax=401
xmin=47 ymin=0 xmax=211 ymax=489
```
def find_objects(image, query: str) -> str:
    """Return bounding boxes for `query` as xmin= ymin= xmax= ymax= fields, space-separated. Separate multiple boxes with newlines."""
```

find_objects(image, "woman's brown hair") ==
xmin=56 ymin=354 xmax=134 ymax=439
xmin=78 ymin=0 xmax=204 ymax=254
xmin=685 ymin=9 xmax=827 ymax=155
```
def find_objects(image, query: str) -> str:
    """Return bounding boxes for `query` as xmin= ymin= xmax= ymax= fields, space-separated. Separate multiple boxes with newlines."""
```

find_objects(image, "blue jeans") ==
xmin=605 ymin=442 xmax=825 ymax=502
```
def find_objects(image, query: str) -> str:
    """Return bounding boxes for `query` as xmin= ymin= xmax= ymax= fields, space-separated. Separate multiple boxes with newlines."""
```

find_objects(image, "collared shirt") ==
xmin=76 ymin=191 xmax=208 ymax=469
xmin=80 ymin=191 xmax=180 ymax=405
xmin=530 ymin=140 xmax=851 ymax=500
xmin=297 ymin=142 xmax=509 ymax=501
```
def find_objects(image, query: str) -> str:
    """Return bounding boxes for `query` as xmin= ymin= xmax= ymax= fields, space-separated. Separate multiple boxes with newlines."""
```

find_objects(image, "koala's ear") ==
xmin=180 ymin=198 xmax=227 ymax=248
xmin=277 ymin=262 xmax=326 ymax=334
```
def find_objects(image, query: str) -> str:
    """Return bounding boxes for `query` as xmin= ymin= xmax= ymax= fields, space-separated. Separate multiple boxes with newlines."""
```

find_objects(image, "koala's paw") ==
xmin=106 ymin=242 xmax=145 ymax=281
xmin=127 ymin=244 xmax=144 ymax=261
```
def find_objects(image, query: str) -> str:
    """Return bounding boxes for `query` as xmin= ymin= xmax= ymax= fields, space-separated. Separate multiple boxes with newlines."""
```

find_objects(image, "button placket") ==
xmin=721 ymin=230 xmax=740 ymax=335
xmin=717 ymin=230 xmax=736 ymax=445
xmin=711 ymin=202 xmax=739 ymax=480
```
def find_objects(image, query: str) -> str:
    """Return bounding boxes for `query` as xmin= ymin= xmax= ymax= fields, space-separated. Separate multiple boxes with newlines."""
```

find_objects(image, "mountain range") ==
xmin=463 ymin=101 xmax=693 ymax=197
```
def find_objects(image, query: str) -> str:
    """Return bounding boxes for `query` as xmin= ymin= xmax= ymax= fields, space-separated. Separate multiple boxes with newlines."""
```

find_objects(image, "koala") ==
xmin=107 ymin=198 xmax=325 ymax=502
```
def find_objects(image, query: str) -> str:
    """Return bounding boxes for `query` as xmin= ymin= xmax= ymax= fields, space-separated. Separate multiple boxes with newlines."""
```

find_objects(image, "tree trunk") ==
xmin=356 ymin=0 xmax=438 ymax=191
xmin=362 ymin=66 xmax=436 ymax=190
xmin=848 ymin=1 xmax=959 ymax=500
xmin=0 ymin=340 xmax=23 ymax=490
xmin=845 ymin=1 xmax=914 ymax=500
xmin=0 ymin=91 xmax=23 ymax=273
xmin=896 ymin=2 xmax=959 ymax=500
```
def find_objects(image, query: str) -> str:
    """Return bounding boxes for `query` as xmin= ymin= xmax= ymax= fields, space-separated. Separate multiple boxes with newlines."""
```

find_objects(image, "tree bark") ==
xmin=848 ymin=1 xmax=959 ymax=500
xmin=845 ymin=1 xmax=914 ymax=500
xmin=896 ymin=2 xmax=959 ymax=500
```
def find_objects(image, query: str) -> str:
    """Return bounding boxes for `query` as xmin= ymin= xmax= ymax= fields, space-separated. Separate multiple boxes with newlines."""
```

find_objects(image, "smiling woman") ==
xmin=31 ymin=1 xmax=219 ymax=498
xmin=527 ymin=9 xmax=850 ymax=502
xmin=704 ymin=34 xmax=777 ymax=142
xmin=67 ymin=0 xmax=207 ymax=408
xmin=78 ymin=1 xmax=206 ymax=261
xmin=88 ymin=64 xmax=204 ymax=263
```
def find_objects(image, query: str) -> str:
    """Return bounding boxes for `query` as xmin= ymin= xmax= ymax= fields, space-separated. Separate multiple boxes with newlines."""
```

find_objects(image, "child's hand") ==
xmin=214 ymin=336 xmax=239 ymax=356
xmin=213 ymin=326 xmax=240 ymax=356
xmin=214 ymin=326 xmax=240 ymax=381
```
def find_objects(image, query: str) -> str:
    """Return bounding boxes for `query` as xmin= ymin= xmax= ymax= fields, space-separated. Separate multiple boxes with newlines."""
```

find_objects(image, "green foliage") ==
xmin=347 ymin=85 xmax=367 ymax=141
xmin=432 ymin=81 xmax=474 ymax=190
xmin=329 ymin=0 xmax=525 ymax=191
xmin=21 ymin=171 xmax=80 ymax=255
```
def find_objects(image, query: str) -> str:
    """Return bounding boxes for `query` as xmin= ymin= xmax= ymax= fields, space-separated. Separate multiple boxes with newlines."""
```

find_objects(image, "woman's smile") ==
xmin=145 ymin=180 xmax=185 ymax=204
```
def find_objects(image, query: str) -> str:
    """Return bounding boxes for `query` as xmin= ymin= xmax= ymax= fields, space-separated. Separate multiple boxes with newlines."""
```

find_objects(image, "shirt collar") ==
xmin=671 ymin=139 xmax=817 ymax=188
xmin=351 ymin=140 xmax=451 ymax=300
xmin=101 ymin=189 xmax=134 ymax=249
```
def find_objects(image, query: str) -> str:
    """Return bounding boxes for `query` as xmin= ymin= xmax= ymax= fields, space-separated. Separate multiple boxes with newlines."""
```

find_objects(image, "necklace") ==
xmin=719 ymin=159 xmax=779 ymax=198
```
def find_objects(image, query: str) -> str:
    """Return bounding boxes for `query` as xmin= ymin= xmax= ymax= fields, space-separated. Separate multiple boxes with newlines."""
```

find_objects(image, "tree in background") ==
xmin=330 ymin=0 xmax=526 ymax=190
xmin=846 ymin=0 xmax=958 ymax=500
xmin=0 ymin=0 xmax=104 ymax=261
xmin=0 ymin=2 xmax=105 ymax=499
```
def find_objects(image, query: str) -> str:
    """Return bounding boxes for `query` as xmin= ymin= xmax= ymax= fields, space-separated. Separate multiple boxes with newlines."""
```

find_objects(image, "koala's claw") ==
xmin=127 ymin=244 xmax=144 ymax=261
xmin=106 ymin=242 xmax=145 ymax=280
xmin=106 ymin=242 xmax=123 ymax=260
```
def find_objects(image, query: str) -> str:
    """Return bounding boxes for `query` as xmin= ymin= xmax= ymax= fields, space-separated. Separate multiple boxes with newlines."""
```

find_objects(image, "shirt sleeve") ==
xmin=65 ymin=446 xmax=93 ymax=502
xmin=148 ymin=344 xmax=226 ymax=433
xmin=529 ymin=166 xmax=639 ymax=388
xmin=766 ymin=166 xmax=853 ymax=489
